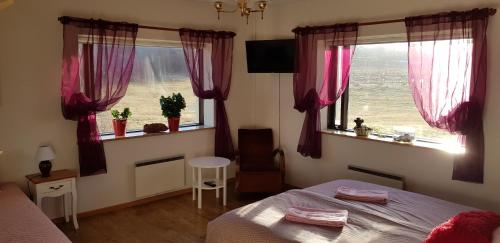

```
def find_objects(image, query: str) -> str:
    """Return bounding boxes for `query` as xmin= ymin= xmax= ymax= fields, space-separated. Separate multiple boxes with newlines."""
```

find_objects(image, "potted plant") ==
xmin=111 ymin=108 xmax=132 ymax=137
xmin=160 ymin=93 xmax=186 ymax=132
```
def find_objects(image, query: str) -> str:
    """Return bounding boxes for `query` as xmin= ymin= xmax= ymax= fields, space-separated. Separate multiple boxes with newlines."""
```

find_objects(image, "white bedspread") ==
xmin=206 ymin=179 xmax=475 ymax=243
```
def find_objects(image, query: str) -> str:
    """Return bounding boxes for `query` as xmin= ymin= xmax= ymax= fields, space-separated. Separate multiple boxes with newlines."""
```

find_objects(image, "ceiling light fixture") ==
xmin=214 ymin=0 xmax=268 ymax=24
xmin=0 ymin=0 xmax=14 ymax=11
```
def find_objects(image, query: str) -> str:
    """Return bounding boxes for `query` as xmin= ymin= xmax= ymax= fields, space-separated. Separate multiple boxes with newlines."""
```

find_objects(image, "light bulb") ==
xmin=258 ymin=1 xmax=267 ymax=10
xmin=214 ymin=1 xmax=223 ymax=11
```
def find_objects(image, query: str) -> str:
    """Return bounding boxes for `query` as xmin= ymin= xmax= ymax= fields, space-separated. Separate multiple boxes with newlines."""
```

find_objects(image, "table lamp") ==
xmin=36 ymin=146 xmax=55 ymax=177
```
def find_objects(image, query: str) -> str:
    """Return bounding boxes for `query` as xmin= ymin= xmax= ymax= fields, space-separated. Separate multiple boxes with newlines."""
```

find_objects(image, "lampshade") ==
xmin=36 ymin=146 xmax=55 ymax=162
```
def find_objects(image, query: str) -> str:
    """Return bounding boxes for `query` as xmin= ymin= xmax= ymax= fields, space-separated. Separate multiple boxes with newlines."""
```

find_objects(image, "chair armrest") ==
xmin=234 ymin=150 xmax=240 ymax=172
xmin=234 ymin=150 xmax=240 ymax=161
xmin=272 ymin=148 xmax=284 ymax=158
xmin=273 ymin=148 xmax=285 ymax=180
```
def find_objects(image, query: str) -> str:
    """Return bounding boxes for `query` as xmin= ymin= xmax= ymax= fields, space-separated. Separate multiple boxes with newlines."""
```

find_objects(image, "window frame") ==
xmin=84 ymin=38 xmax=205 ymax=135
xmin=327 ymin=83 xmax=349 ymax=131
xmin=325 ymin=40 xmax=457 ymax=144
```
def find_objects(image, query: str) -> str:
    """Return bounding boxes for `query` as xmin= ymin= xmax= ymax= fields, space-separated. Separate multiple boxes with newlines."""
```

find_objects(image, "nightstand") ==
xmin=26 ymin=169 xmax=79 ymax=229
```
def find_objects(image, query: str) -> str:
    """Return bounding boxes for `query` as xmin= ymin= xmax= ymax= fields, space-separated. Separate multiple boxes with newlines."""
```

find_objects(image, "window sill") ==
xmin=101 ymin=125 xmax=215 ymax=142
xmin=321 ymin=130 xmax=465 ymax=154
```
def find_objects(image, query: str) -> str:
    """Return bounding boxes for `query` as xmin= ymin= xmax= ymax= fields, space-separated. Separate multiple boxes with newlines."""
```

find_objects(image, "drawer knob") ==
xmin=49 ymin=185 xmax=64 ymax=190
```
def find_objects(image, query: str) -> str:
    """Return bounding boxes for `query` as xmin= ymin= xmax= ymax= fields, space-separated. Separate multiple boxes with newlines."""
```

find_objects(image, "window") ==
xmin=327 ymin=42 xmax=458 ymax=143
xmin=95 ymin=42 xmax=203 ymax=134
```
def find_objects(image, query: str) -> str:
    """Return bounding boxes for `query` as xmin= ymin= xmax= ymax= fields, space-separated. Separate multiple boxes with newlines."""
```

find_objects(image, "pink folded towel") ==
xmin=285 ymin=207 xmax=348 ymax=227
xmin=335 ymin=186 xmax=389 ymax=204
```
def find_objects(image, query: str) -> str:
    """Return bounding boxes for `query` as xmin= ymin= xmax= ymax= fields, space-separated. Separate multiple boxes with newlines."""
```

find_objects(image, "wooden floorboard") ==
xmin=57 ymin=183 xmax=269 ymax=243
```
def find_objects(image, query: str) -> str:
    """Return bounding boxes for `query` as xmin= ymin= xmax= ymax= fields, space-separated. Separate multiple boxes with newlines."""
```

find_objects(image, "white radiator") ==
xmin=347 ymin=165 xmax=405 ymax=190
xmin=135 ymin=156 xmax=185 ymax=198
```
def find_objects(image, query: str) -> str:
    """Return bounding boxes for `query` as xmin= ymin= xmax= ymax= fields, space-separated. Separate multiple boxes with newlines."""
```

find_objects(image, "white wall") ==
xmin=250 ymin=0 xmax=500 ymax=211
xmin=1 ymin=0 xmax=500 ymax=219
xmin=0 ymin=0 xmax=254 ymax=217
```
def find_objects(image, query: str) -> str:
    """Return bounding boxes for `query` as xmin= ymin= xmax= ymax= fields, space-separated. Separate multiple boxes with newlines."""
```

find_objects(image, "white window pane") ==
xmin=96 ymin=45 xmax=200 ymax=134
xmin=348 ymin=43 xmax=458 ymax=143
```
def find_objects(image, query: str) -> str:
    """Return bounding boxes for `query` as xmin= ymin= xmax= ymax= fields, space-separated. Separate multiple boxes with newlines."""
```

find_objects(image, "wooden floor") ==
xmin=57 ymin=184 xmax=266 ymax=243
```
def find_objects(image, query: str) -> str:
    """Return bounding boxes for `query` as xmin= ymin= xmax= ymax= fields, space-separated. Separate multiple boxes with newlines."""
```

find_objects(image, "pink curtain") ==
xmin=59 ymin=16 xmax=138 ymax=176
xmin=292 ymin=24 xmax=358 ymax=158
xmin=179 ymin=29 xmax=236 ymax=160
xmin=405 ymin=8 xmax=492 ymax=183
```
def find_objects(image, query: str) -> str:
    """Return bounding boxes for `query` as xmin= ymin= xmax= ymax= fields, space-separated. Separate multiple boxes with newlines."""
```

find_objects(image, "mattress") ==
xmin=0 ymin=183 xmax=71 ymax=243
xmin=206 ymin=179 xmax=475 ymax=243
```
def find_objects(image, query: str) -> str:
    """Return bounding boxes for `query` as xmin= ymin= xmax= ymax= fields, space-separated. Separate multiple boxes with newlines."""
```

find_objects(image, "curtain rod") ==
xmin=58 ymin=16 xmax=181 ymax=32
xmin=58 ymin=17 xmax=237 ymax=36
xmin=359 ymin=8 xmax=496 ymax=26
xmin=58 ymin=17 xmax=238 ymax=35
xmin=138 ymin=24 xmax=179 ymax=32
xmin=60 ymin=8 xmax=497 ymax=32
xmin=358 ymin=18 xmax=406 ymax=27
xmin=296 ymin=8 xmax=497 ymax=28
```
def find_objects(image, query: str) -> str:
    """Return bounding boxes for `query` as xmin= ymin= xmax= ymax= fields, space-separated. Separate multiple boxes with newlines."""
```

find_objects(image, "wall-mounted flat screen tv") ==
xmin=246 ymin=39 xmax=295 ymax=73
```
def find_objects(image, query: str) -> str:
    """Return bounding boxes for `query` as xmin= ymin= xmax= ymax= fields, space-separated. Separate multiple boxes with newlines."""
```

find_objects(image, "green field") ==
xmin=348 ymin=66 xmax=457 ymax=143
xmin=346 ymin=43 xmax=457 ymax=143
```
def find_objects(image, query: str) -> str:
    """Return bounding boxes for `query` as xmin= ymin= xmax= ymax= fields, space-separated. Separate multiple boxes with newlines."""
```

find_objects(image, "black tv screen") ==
xmin=246 ymin=39 xmax=295 ymax=73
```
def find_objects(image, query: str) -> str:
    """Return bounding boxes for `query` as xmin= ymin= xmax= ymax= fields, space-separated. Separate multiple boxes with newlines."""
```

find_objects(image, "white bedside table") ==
xmin=189 ymin=156 xmax=230 ymax=209
xmin=26 ymin=169 xmax=79 ymax=229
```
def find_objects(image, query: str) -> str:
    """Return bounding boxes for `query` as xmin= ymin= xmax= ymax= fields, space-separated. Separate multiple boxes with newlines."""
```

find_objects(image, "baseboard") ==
xmin=52 ymin=188 xmax=190 ymax=224
xmin=53 ymin=178 xmax=236 ymax=224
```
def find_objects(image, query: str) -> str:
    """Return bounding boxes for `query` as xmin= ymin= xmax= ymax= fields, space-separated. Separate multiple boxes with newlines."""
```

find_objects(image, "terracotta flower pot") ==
xmin=113 ymin=119 xmax=127 ymax=137
xmin=168 ymin=117 xmax=180 ymax=132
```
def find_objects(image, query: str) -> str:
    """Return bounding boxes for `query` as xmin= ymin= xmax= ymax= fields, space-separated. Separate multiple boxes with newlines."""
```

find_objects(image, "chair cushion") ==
xmin=236 ymin=171 xmax=283 ymax=193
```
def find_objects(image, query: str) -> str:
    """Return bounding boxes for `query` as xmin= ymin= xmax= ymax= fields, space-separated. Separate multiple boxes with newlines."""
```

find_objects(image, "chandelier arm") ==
xmin=220 ymin=9 xmax=238 ymax=13
xmin=250 ymin=9 xmax=265 ymax=19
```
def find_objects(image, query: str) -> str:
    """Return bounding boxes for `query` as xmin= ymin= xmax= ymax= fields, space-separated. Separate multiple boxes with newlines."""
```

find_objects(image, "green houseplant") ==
xmin=111 ymin=108 xmax=132 ymax=137
xmin=160 ymin=93 xmax=186 ymax=132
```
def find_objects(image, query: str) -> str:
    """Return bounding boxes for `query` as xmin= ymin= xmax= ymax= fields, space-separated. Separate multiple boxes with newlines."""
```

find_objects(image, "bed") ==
xmin=206 ymin=179 xmax=475 ymax=243
xmin=0 ymin=183 xmax=70 ymax=243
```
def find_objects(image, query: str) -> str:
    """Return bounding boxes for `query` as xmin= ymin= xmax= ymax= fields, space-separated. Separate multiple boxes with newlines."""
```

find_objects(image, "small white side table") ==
xmin=189 ymin=156 xmax=230 ymax=209
xmin=26 ymin=169 xmax=79 ymax=230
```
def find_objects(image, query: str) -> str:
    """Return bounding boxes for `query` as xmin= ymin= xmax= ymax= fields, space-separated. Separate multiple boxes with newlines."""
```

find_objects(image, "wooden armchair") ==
xmin=235 ymin=129 xmax=285 ymax=193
